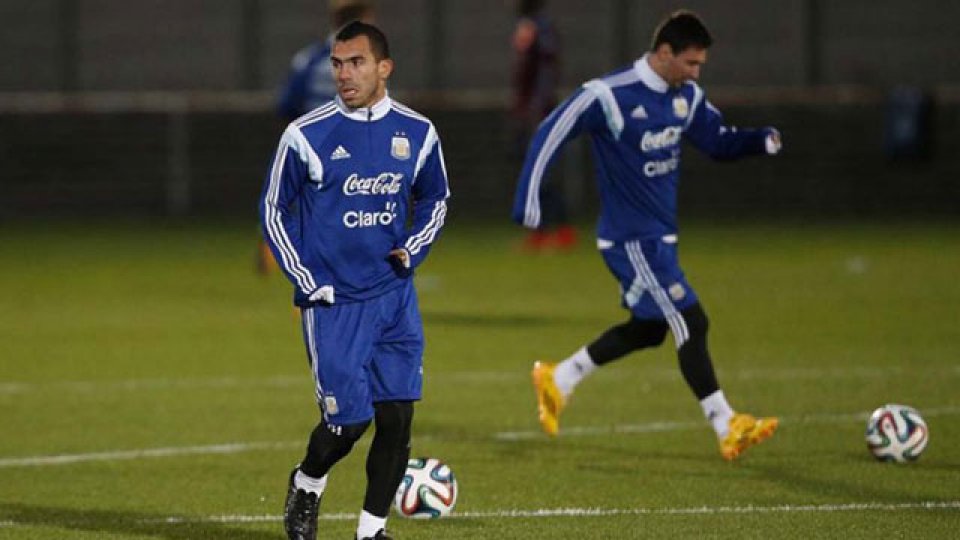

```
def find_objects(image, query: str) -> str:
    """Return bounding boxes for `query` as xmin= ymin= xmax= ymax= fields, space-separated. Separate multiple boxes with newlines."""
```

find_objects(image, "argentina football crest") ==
xmin=672 ymin=96 xmax=689 ymax=118
xmin=391 ymin=135 xmax=410 ymax=160
xmin=323 ymin=395 xmax=339 ymax=416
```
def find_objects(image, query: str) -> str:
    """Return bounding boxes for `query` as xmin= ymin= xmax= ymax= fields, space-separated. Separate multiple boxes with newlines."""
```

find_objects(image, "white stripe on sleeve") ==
xmin=263 ymin=138 xmax=318 ymax=293
xmin=282 ymin=124 xmax=325 ymax=184
xmin=684 ymin=84 xmax=705 ymax=131
xmin=583 ymin=79 xmax=624 ymax=140
xmin=413 ymin=125 xmax=438 ymax=181
xmin=405 ymin=200 xmax=447 ymax=256
xmin=523 ymin=90 xmax=595 ymax=228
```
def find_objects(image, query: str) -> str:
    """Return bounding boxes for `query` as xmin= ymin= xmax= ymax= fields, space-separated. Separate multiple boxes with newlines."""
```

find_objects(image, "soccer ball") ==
xmin=393 ymin=457 xmax=458 ymax=518
xmin=865 ymin=404 xmax=929 ymax=462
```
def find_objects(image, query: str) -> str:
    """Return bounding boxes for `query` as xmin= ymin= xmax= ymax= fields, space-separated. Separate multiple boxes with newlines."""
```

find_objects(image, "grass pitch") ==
xmin=0 ymin=218 xmax=958 ymax=539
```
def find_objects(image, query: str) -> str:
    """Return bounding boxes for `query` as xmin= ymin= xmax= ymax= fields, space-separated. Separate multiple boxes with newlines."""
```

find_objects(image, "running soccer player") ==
xmin=514 ymin=10 xmax=780 ymax=460
xmin=260 ymin=21 xmax=449 ymax=540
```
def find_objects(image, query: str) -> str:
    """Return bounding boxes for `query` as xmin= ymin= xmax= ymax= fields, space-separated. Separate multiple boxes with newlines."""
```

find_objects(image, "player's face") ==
xmin=659 ymin=45 xmax=708 ymax=87
xmin=331 ymin=35 xmax=393 ymax=109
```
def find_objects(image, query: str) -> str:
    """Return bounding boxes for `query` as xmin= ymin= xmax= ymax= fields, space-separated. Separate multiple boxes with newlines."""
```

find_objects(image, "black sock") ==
xmin=299 ymin=419 xmax=370 ymax=479
xmin=587 ymin=317 xmax=669 ymax=365
xmin=677 ymin=303 xmax=720 ymax=399
xmin=363 ymin=401 xmax=414 ymax=517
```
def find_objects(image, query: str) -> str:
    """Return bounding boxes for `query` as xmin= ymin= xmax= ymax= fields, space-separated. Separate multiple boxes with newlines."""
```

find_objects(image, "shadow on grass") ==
xmin=0 ymin=502 xmax=282 ymax=539
xmin=746 ymin=455 xmax=929 ymax=502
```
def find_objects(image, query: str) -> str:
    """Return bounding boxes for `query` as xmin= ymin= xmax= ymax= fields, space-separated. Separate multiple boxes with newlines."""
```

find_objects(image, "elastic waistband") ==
xmin=597 ymin=234 xmax=678 ymax=250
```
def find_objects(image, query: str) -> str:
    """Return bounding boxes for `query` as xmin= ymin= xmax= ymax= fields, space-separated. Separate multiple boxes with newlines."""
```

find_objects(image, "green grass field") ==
xmin=1 ymin=218 xmax=958 ymax=539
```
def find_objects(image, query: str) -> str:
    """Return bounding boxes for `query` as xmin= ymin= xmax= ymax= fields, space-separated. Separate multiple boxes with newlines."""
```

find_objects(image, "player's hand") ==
xmin=765 ymin=128 xmax=782 ymax=155
xmin=389 ymin=248 xmax=411 ymax=269
xmin=308 ymin=285 xmax=335 ymax=305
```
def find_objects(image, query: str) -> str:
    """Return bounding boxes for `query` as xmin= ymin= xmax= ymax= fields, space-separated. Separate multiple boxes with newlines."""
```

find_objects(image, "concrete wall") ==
xmin=2 ymin=0 xmax=959 ymax=92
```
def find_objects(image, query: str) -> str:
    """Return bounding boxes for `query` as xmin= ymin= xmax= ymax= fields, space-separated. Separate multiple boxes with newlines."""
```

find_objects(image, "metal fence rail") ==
xmin=1 ymin=88 xmax=957 ymax=219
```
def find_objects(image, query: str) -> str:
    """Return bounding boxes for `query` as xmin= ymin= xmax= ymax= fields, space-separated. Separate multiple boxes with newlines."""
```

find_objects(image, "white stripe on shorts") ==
xmin=302 ymin=307 xmax=324 ymax=405
xmin=624 ymin=241 xmax=689 ymax=348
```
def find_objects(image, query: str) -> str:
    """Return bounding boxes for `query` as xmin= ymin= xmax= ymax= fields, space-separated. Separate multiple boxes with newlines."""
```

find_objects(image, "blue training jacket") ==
xmin=260 ymin=94 xmax=450 ymax=306
xmin=513 ymin=54 xmax=776 ymax=242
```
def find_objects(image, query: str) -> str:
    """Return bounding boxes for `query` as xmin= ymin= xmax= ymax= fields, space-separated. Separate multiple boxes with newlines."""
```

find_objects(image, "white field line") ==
xmin=3 ymin=501 xmax=957 ymax=529
xmin=0 ymin=373 xmax=518 ymax=395
xmin=3 ymin=405 xmax=959 ymax=468
xmin=0 ymin=376 xmax=305 ymax=395
xmin=143 ymin=500 xmax=960 ymax=526
xmin=0 ymin=441 xmax=301 ymax=468
xmin=2 ymin=365 xmax=956 ymax=395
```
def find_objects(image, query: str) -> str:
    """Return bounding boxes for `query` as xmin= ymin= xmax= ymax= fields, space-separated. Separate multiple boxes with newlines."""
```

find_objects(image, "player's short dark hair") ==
xmin=650 ymin=10 xmax=712 ymax=53
xmin=335 ymin=20 xmax=391 ymax=60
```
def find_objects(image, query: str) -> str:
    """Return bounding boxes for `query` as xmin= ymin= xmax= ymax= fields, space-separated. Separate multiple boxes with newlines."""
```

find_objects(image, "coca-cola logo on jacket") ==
xmin=342 ymin=173 xmax=404 ymax=196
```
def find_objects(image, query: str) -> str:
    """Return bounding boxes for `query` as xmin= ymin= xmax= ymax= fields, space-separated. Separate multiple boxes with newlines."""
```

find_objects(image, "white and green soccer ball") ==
xmin=393 ymin=457 xmax=458 ymax=518
xmin=865 ymin=404 xmax=929 ymax=462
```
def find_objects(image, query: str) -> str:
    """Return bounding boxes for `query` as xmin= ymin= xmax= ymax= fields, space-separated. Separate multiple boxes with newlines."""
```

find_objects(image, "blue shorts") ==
xmin=300 ymin=280 xmax=424 ymax=425
xmin=600 ymin=237 xmax=699 ymax=343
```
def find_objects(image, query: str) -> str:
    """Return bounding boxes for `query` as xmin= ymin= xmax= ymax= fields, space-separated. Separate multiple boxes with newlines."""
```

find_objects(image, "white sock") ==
xmin=553 ymin=347 xmax=598 ymax=398
xmin=700 ymin=390 xmax=735 ymax=438
xmin=356 ymin=510 xmax=387 ymax=540
xmin=294 ymin=469 xmax=328 ymax=496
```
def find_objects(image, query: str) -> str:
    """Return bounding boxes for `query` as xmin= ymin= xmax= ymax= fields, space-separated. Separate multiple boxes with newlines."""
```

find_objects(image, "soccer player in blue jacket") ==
xmin=258 ymin=1 xmax=375 ymax=275
xmin=515 ymin=11 xmax=780 ymax=460
xmin=260 ymin=22 xmax=449 ymax=540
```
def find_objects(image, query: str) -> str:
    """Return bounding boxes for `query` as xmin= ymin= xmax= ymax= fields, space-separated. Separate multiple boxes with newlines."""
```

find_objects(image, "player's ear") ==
xmin=654 ymin=43 xmax=674 ymax=61
xmin=377 ymin=58 xmax=394 ymax=81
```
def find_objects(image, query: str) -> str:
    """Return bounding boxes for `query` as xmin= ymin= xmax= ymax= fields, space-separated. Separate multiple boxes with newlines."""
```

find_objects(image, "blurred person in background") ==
xmin=514 ymin=11 xmax=782 ymax=460
xmin=510 ymin=0 xmax=577 ymax=251
xmin=276 ymin=0 xmax=375 ymax=122
xmin=258 ymin=0 xmax=375 ymax=275
xmin=260 ymin=21 xmax=449 ymax=540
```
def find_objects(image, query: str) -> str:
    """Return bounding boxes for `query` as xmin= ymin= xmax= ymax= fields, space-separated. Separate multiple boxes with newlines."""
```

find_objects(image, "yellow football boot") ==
xmin=719 ymin=413 xmax=779 ymax=461
xmin=531 ymin=361 xmax=565 ymax=437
